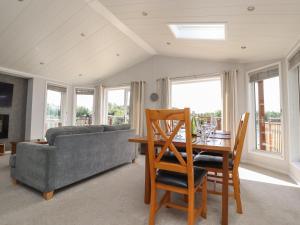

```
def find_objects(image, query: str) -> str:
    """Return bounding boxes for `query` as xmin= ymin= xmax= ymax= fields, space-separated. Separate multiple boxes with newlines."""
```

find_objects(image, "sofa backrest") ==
xmin=102 ymin=124 xmax=131 ymax=132
xmin=46 ymin=125 xmax=105 ymax=145
xmin=46 ymin=124 xmax=131 ymax=145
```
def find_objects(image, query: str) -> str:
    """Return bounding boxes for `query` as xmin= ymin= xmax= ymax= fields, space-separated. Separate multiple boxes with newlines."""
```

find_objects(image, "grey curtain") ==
xmin=156 ymin=77 xmax=171 ymax=108
xmin=222 ymin=70 xmax=239 ymax=138
xmin=129 ymin=81 xmax=145 ymax=136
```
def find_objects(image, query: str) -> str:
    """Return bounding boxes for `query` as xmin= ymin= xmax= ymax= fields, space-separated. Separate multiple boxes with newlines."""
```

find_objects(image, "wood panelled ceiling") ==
xmin=0 ymin=0 xmax=152 ymax=84
xmin=0 ymin=0 xmax=300 ymax=84
xmin=101 ymin=0 xmax=300 ymax=63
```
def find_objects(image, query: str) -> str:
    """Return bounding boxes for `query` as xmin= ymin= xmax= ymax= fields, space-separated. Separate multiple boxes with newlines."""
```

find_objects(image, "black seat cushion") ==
xmin=161 ymin=151 xmax=194 ymax=163
xmin=198 ymin=151 xmax=233 ymax=158
xmin=156 ymin=167 xmax=207 ymax=188
xmin=193 ymin=154 xmax=234 ymax=169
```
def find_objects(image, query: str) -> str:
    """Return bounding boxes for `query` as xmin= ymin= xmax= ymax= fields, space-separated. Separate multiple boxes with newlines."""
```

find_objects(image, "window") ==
xmin=168 ymin=23 xmax=226 ymax=40
xmin=171 ymin=77 xmax=222 ymax=129
xmin=105 ymin=86 xmax=130 ymax=125
xmin=45 ymin=84 xmax=67 ymax=131
xmin=75 ymin=88 xmax=95 ymax=126
xmin=250 ymin=65 xmax=282 ymax=154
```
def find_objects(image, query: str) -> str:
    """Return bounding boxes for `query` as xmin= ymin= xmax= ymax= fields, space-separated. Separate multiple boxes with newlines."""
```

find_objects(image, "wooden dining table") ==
xmin=128 ymin=131 xmax=232 ymax=225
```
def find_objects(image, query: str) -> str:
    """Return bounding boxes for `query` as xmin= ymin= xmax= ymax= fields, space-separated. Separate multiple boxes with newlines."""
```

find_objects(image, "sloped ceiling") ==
xmin=100 ymin=0 xmax=300 ymax=63
xmin=0 ymin=0 xmax=300 ymax=84
xmin=0 ymin=0 xmax=153 ymax=84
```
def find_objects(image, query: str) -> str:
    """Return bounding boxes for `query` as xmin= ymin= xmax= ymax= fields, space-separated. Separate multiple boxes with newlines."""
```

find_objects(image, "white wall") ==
xmin=102 ymin=55 xmax=246 ymax=114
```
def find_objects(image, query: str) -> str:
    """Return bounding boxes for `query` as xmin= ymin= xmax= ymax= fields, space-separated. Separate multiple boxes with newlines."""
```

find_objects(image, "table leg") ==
xmin=222 ymin=152 xmax=229 ymax=225
xmin=143 ymin=143 xmax=150 ymax=204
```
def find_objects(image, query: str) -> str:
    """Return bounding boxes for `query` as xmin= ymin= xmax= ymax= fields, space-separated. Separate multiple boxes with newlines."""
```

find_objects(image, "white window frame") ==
xmin=247 ymin=61 xmax=285 ymax=159
xmin=44 ymin=82 xmax=67 ymax=134
xmin=73 ymin=87 xmax=96 ymax=126
xmin=103 ymin=85 xmax=130 ymax=125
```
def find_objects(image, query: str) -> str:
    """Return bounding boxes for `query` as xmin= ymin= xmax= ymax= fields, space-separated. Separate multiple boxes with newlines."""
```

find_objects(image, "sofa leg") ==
xmin=12 ymin=178 xmax=18 ymax=185
xmin=132 ymin=158 xmax=136 ymax=163
xmin=43 ymin=191 xmax=54 ymax=200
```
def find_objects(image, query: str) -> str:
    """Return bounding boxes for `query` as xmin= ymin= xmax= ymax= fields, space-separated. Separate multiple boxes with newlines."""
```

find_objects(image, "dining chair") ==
xmin=193 ymin=112 xmax=249 ymax=214
xmin=145 ymin=108 xmax=207 ymax=225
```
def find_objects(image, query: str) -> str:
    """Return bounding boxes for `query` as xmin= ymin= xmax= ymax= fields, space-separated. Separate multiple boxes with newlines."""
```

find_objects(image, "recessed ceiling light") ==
xmin=166 ymin=42 xmax=171 ymax=45
xmin=78 ymin=74 xmax=83 ymax=77
xmin=169 ymin=23 xmax=226 ymax=40
xmin=80 ymin=32 xmax=85 ymax=37
xmin=116 ymin=53 xmax=120 ymax=57
xmin=40 ymin=62 xmax=44 ymax=65
xmin=241 ymin=46 xmax=247 ymax=49
xmin=142 ymin=11 xmax=148 ymax=16
xmin=247 ymin=6 xmax=255 ymax=11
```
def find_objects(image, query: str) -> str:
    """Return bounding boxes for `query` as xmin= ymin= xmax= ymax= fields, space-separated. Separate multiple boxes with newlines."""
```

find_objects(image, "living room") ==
xmin=1 ymin=0 xmax=300 ymax=225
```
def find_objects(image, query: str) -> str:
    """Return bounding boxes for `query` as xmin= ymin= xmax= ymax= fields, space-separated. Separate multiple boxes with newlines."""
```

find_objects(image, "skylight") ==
xmin=168 ymin=23 xmax=226 ymax=40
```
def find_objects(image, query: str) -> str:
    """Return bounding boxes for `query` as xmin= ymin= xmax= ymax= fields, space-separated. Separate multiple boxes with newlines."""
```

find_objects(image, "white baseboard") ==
xmin=241 ymin=159 xmax=288 ymax=175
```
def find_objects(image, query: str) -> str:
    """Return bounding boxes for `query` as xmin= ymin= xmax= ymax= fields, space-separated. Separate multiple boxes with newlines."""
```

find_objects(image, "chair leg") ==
xmin=12 ymin=178 xmax=18 ymax=185
xmin=183 ymin=194 xmax=188 ymax=203
xmin=187 ymin=191 xmax=195 ymax=225
xmin=43 ymin=191 xmax=54 ymax=200
xmin=149 ymin=188 xmax=157 ymax=225
xmin=233 ymin=173 xmax=243 ymax=214
xmin=214 ymin=172 xmax=217 ymax=191
xmin=201 ymin=176 xmax=207 ymax=219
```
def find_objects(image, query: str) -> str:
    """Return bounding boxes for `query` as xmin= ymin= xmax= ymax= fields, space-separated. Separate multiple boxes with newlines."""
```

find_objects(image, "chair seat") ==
xmin=161 ymin=151 xmax=195 ymax=163
xmin=193 ymin=154 xmax=234 ymax=170
xmin=199 ymin=151 xmax=233 ymax=158
xmin=156 ymin=167 xmax=207 ymax=188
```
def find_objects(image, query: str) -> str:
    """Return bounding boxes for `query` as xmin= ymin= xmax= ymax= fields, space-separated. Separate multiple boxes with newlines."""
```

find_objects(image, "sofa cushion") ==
xmin=9 ymin=155 xmax=16 ymax=168
xmin=103 ymin=124 xmax=131 ymax=132
xmin=46 ymin=125 xmax=105 ymax=145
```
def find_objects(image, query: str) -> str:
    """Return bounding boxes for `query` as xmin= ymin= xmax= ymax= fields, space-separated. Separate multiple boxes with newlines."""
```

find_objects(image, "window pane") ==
xmin=171 ymin=78 xmax=222 ymax=129
xmin=254 ymin=76 xmax=282 ymax=153
xmin=106 ymin=88 xmax=130 ymax=125
xmin=46 ymin=90 xmax=62 ymax=130
xmin=76 ymin=90 xmax=94 ymax=126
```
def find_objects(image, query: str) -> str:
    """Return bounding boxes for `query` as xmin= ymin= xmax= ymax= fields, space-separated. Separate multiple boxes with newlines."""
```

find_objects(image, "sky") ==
xmin=171 ymin=79 xmax=222 ymax=113
xmin=47 ymin=90 xmax=61 ymax=106
xmin=107 ymin=89 xmax=125 ymax=105
xmin=259 ymin=76 xmax=281 ymax=112
xmin=76 ymin=94 xmax=94 ymax=110
xmin=47 ymin=90 xmax=94 ymax=111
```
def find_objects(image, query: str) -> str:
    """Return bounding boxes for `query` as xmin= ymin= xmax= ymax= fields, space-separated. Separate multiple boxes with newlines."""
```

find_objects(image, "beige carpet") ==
xmin=0 ymin=154 xmax=300 ymax=225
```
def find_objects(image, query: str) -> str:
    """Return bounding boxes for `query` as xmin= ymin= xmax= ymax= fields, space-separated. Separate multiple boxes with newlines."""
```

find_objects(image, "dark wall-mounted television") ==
xmin=0 ymin=82 xmax=14 ymax=107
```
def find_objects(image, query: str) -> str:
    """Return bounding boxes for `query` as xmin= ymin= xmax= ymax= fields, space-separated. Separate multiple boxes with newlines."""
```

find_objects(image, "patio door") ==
xmin=249 ymin=65 xmax=282 ymax=155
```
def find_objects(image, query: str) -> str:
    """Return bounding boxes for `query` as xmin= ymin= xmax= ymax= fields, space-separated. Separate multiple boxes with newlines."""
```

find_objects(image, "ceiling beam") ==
xmin=86 ymin=0 xmax=157 ymax=55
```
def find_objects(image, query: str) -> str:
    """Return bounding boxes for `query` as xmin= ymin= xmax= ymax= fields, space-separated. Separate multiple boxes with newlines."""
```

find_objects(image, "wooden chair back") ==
xmin=145 ymin=108 xmax=194 ymax=185
xmin=232 ymin=112 xmax=250 ymax=169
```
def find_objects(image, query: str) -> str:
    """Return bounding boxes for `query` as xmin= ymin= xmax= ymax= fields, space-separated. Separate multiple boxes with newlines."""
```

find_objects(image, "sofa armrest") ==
xmin=14 ymin=142 xmax=57 ymax=192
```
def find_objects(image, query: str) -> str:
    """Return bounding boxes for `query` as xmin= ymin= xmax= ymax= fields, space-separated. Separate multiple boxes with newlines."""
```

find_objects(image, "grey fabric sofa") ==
xmin=10 ymin=125 xmax=136 ymax=199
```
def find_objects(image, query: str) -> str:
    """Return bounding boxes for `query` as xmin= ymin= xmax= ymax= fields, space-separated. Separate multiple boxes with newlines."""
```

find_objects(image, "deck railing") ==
xmin=108 ymin=115 xmax=129 ymax=125
xmin=264 ymin=120 xmax=282 ymax=154
xmin=76 ymin=116 xmax=93 ymax=126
